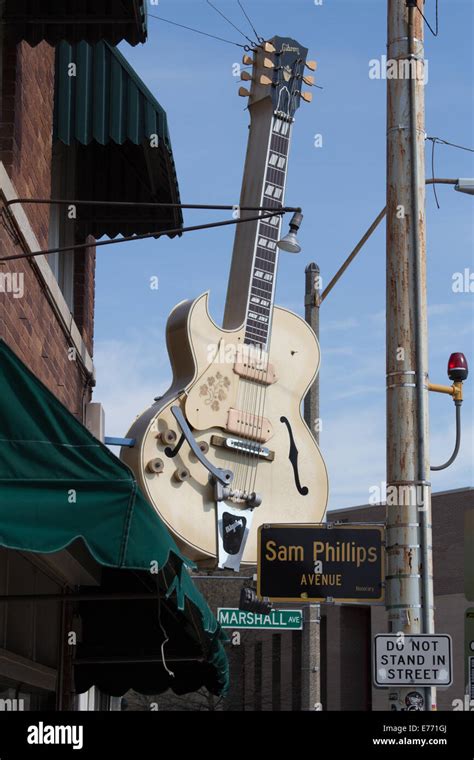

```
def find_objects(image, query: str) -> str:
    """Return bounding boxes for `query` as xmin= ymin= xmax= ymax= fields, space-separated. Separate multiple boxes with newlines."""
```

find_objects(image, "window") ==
xmin=48 ymin=142 xmax=76 ymax=312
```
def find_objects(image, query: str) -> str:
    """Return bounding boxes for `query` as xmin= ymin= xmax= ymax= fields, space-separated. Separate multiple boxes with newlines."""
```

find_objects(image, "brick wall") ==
xmin=1 ymin=41 xmax=54 ymax=249
xmin=0 ymin=224 xmax=92 ymax=416
xmin=0 ymin=41 xmax=94 ymax=417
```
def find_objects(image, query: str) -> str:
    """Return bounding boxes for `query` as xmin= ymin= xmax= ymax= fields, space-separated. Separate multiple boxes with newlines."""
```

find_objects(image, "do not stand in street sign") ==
xmin=373 ymin=634 xmax=453 ymax=688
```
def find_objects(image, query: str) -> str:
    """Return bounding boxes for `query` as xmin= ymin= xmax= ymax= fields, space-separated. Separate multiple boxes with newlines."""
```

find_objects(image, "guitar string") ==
xmin=230 ymin=343 xmax=243 ymax=492
xmin=251 ymin=66 xmax=302 ymax=496
xmin=241 ymin=114 xmax=285 ymax=500
xmin=241 ymin=119 xmax=280 ymax=500
xmin=227 ymin=54 xmax=285 ymax=500
xmin=239 ymin=85 xmax=286 ymax=500
xmin=223 ymin=54 xmax=302 ymax=504
xmin=238 ymin=96 xmax=281 ymax=499
xmin=241 ymin=338 xmax=263 ymax=498
xmin=242 ymin=69 xmax=295 ymax=498
xmin=247 ymin=133 xmax=284 ymax=499
xmin=249 ymin=62 xmax=302 ymax=499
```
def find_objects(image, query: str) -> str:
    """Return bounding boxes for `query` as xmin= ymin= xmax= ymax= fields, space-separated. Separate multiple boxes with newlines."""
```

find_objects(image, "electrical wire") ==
xmin=206 ymin=0 xmax=256 ymax=46
xmin=0 ymin=210 xmax=287 ymax=263
xmin=430 ymin=137 xmax=440 ymax=209
xmin=415 ymin=0 xmax=439 ymax=37
xmin=155 ymin=575 xmax=175 ymax=679
xmin=426 ymin=135 xmax=474 ymax=208
xmin=426 ymin=136 xmax=474 ymax=153
xmin=237 ymin=0 xmax=264 ymax=44
xmin=431 ymin=401 xmax=462 ymax=471
xmin=148 ymin=13 xmax=247 ymax=49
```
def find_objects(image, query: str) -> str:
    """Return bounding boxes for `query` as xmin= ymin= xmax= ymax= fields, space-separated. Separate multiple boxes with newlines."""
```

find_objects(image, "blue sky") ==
xmin=93 ymin=0 xmax=474 ymax=510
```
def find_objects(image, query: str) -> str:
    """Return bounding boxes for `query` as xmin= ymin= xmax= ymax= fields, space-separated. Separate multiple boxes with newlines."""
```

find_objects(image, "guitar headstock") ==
xmin=239 ymin=36 xmax=316 ymax=119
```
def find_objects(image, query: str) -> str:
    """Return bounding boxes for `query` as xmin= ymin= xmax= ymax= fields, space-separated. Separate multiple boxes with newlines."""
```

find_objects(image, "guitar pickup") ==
xmin=233 ymin=358 xmax=277 ymax=385
xmin=226 ymin=408 xmax=273 ymax=443
xmin=211 ymin=435 xmax=275 ymax=461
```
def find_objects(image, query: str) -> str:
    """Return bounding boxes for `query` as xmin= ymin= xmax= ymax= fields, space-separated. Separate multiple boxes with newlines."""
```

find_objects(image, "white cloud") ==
xmin=322 ymin=402 xmax=473 ymax=512
xmin=92 ymin=333 xmax=172 ymax=439
xmin=331 ymin=384 xmax=383 ymax=400
xmin=321 ymin=316 xmax=359 ymax=331
xmin=323 ymin=346 xmax=355 ymax=357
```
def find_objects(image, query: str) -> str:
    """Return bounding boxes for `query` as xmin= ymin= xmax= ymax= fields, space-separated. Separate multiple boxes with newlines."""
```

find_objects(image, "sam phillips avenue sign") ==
xmin=257 ymin=524 xmax=385 ymax=603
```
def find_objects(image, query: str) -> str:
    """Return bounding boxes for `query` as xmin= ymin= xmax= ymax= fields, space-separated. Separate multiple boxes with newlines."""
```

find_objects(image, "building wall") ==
xmin=0 ymin=41 xmax=94 ymax=417
xmin=1 ymin=41 xmax=54 ymax=249
xmin=0 ymin=37 xmax=97 ymax=711
xmin=327 ymin=488 xmax=473 ymax=711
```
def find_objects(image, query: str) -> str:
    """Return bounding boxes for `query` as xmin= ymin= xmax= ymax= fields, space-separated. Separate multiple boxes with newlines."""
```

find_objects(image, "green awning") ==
xmin=53 ymin=40 xmax=182 ymax=238
xmin=4 ymin=0 xmax=147 ymax=46
xmin=0 ymin=339 xmax=228 ymax=696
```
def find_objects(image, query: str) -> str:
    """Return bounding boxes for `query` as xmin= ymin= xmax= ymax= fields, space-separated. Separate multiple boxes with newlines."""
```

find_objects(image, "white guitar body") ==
xmin=121 ymin=292 xmax=328 ymax=564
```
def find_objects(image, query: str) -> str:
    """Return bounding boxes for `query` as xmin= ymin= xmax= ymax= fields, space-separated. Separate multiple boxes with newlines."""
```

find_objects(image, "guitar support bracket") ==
xmin=170 ymin=406 xmax=234 ymax=487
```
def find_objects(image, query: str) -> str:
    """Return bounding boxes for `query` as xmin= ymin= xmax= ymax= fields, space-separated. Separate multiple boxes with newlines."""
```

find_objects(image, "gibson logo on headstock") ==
xmin=281 ymin=43 xmax=300 ymax=54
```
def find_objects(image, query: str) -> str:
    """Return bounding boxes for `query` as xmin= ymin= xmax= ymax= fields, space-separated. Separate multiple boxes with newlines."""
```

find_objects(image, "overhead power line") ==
xmin=148 ymin=13 xmax=248 ymax=49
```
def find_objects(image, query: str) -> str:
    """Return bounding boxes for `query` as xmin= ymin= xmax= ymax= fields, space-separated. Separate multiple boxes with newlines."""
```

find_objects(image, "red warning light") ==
xmin=447 ymin=353 xmax=468 ymax=382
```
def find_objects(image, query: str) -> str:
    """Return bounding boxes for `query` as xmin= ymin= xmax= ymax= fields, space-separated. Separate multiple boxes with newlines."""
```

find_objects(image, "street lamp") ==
xmin=454 ymin=179 xmax=474 ymax=196
xmin=277 ymin=211 xmax=303 ymax=253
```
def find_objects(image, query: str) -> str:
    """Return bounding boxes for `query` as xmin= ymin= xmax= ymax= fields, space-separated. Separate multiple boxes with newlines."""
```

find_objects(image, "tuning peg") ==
xmin=301 ymin=91 xmax=313 ymax=103
xmin=238 ymin=86 xmax=251 ymax=97
xmin=259 ymin=74 xmax=272 ymax=86
xmin=305 ymin=60 xmax=317 ymax=71
xmin=263 ymin=57 xmax=274 ymax=69
xmin=303 ymin=74 xmax=315 ymax=86
xmin=240 ymin=71 xmax=252 ymax=81
xmin=263 ymin=41 xmax=276 ymax=53
xmin=242 ymin=54 xmax=253 ymax=66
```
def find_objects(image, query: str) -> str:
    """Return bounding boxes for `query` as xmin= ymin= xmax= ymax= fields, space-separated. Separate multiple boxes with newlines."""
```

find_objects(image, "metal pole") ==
xmin=386 ymin=0 xmax=435 ymax=712
xmin=302 ymin=262 xmax=322 ymax=711
xmin=320 ymin=208 xmax=387 ymax=304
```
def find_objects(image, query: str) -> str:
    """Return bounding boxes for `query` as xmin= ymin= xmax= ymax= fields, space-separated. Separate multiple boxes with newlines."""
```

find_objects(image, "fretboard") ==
xmin=244 ymin=115 xmax=293 ymax=350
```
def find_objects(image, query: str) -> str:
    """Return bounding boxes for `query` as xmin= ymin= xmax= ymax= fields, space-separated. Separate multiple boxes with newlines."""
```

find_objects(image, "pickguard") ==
xmin=280 ymin=416 xmax=309 ymax=496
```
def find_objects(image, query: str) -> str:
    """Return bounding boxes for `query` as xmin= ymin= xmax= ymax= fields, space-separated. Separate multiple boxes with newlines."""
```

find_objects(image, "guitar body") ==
xmin=122 ymin=291 xmax=328 ymax=564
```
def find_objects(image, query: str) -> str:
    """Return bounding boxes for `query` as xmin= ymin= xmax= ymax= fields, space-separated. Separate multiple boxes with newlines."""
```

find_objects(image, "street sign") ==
xmin=373 ymin=634 xmax=453 ymax=688
xmin=257 ymin=523 xmax=384 ymax=603
xmin=217 ymin=608 xmax=303 ymax=630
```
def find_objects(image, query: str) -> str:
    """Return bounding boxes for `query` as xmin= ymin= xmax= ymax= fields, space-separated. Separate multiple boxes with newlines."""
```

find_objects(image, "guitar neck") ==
xmin=244 ymin=114 xmax=293 ymax=350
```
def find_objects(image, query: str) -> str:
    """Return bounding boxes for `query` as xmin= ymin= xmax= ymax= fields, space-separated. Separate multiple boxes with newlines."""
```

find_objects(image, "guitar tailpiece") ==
xmin=214 ymin=481 xmax=262 ymax=508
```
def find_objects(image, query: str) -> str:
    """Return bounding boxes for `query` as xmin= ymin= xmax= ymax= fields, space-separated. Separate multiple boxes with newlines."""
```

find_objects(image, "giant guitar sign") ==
xmin=122 ymin=37 xmax=328 ymax=569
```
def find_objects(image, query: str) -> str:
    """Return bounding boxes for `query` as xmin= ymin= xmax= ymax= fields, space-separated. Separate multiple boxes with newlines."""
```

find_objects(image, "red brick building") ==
xmin=0 ymin=2 xmax=227 ymax=711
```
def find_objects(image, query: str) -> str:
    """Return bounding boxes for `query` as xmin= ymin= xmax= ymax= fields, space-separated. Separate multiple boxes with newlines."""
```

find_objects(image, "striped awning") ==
xmin=4 ymin=0 xmax=147 ymax=46
xmin=53 ymin=40 xmax=182 ymax=238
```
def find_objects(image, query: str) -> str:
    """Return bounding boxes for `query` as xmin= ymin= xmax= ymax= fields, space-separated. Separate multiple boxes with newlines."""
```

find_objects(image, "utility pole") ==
xmin=302 ymin=262 xmax=321 ymax=711
xmin=386 ymin=0 xmax=435 ymax=711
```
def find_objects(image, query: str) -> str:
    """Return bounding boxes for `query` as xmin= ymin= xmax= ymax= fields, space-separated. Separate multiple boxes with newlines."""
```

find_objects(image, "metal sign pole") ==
xmin=302 ymin=263 xmax=322 ymax=711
